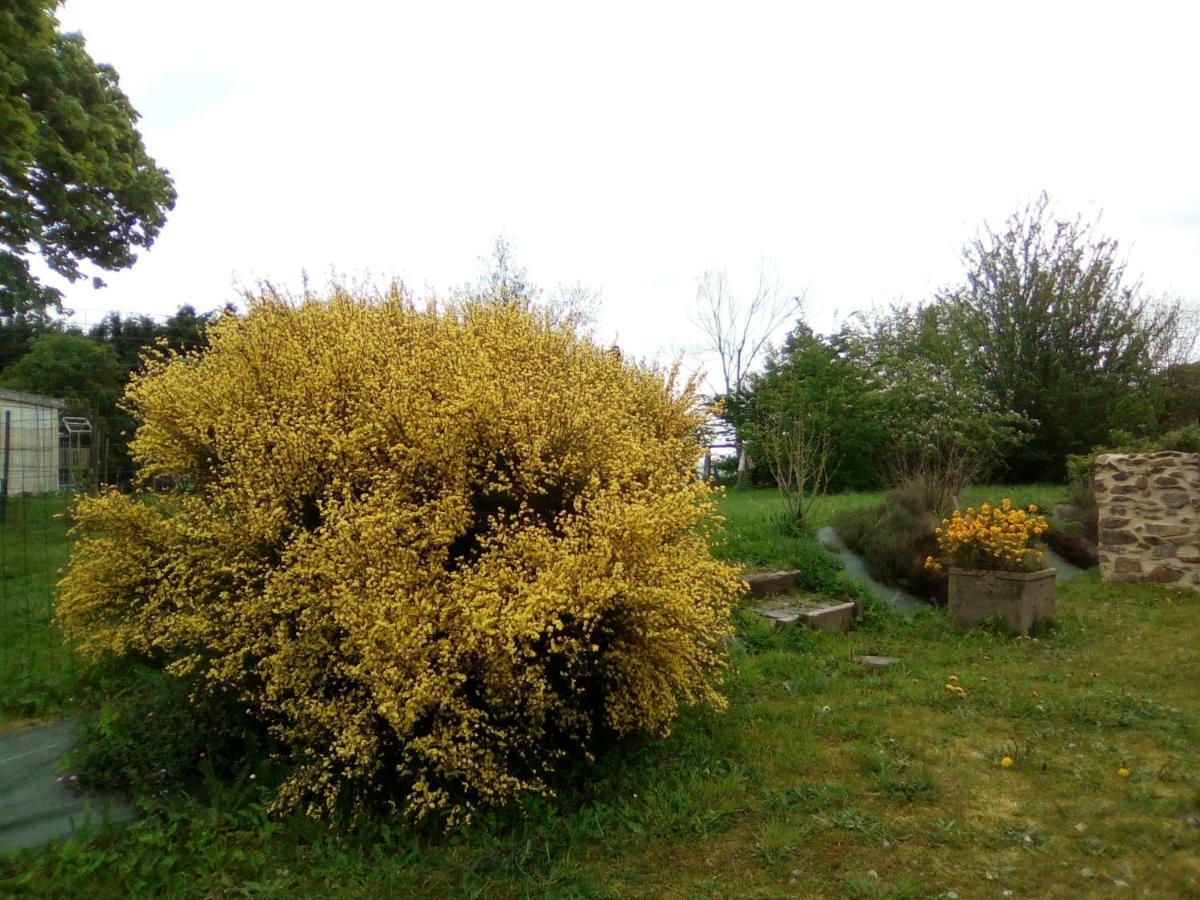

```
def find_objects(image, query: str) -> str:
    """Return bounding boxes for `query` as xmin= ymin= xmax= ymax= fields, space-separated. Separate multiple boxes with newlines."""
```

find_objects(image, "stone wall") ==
xmin=1095 ymin=451 xmax=1200 ymax=588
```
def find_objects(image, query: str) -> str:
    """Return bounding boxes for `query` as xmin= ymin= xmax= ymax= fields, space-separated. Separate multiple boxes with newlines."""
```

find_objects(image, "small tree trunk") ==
xmin=736 ymin=441 xmax=751 ymax=488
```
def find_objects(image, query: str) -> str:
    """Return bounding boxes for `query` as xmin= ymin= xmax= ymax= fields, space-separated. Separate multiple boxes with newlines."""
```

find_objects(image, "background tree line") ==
xmin=717 ymin=194 xmax=1200 ymax=498
xmin=0 ymin=304 xmax=229 ymax=484
xmin=2 ymin=0 xmax=184 ymax=486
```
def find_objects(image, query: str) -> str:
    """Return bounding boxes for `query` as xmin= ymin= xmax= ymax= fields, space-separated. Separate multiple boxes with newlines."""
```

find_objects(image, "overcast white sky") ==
xmin=54 ymin=0 xmax=1200 ymax=378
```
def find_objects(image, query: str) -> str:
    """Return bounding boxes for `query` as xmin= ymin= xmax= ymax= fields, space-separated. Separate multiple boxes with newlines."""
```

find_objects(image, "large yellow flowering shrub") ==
xmin=56 ymin=288 xmax=743 ymax=824
xmin=925 ymin=499 xmax=1048 ymax=572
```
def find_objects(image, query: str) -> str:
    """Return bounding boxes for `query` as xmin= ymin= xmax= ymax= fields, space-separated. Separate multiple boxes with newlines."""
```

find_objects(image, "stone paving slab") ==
xmin=758 ymin=607 xmax=801 ymax=626
xmin=753 ymin=595 xmax=859 ymax=633
xmin=853 ymin=655 xmax=902 ymax=672
xmin=797 ymin=601 xmax=857 ymax=632
xmin=745 ymin=570 xmax=806 ymax=597
xmin=0 ymin=719 xmax=137 ymax=854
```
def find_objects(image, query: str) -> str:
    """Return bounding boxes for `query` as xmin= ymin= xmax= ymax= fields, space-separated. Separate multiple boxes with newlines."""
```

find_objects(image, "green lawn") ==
xmin=0 ymin=494 xmax=76 ymax=721
xmin=3 ymin=485 xmax=1199 ymax=897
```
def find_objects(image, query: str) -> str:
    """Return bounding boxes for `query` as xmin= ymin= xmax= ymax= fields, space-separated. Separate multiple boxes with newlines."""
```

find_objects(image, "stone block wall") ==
xmin=1095 ymin=451 xmax=1200 ymax=588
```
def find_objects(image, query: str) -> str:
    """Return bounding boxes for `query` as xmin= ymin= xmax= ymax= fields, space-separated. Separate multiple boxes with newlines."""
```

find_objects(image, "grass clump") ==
xmin=833 ymin=483 xmax=946 ymax=602
xmin=65 ymin=667 xmax=262 ymax=799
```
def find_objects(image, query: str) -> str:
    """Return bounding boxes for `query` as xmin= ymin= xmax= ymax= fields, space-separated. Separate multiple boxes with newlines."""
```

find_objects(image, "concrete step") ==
xmin=752 ymin=596 xmax=859 ymax=633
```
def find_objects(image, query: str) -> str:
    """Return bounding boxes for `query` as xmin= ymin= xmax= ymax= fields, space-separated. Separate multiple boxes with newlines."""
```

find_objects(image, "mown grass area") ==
xmin=0 ymin=494 xmax=76 ymax=721
xmin=3 ymin=485 xmax=1198 ymax=897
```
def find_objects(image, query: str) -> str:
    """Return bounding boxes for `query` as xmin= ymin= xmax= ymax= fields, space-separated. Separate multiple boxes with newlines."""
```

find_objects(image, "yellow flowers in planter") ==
xmin=925 ymin=499 xmax=1048 ymax=572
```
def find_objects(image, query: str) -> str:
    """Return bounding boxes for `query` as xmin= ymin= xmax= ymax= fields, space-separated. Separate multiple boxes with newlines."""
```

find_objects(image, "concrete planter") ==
xmin=947 ymin=567 xmax=1056 ymax=635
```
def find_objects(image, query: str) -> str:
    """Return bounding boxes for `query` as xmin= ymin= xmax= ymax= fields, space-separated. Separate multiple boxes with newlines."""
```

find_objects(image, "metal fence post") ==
xmin=1 ymin=410 xmax=10 ymax=522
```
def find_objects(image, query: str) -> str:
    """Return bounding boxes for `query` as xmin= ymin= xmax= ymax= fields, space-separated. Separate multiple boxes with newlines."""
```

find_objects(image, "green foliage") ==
xmin=710 ymin=488 xmax=876 ymax=597
xmin=1063 ymin=424 xmax=1200 ymax=545
xmin=0 ymin=494 xmax=77 ymax=721
xmin=0 ymin=304 xmax=227 ymax=483
xmin=729 ymin=325 xmax=886 ymax=492
xmin=0 ymin=309 xmax=58 ymax=371
xmin=1146 ymin=361 xmax=1200 ymax=432
xmin=706 ymin=452 xmax=741 ymax=486
xmin=2 ymin=330 xmax=125 ymax=487
xmin=714 ymin=197 xmax=1192 ymax=487
xmin=731 ymin=311 xmax=1030 ymax=500
xmin=67 ymin=668 xmax=260 ymax=798
xmin=781 ymin=535 xmax=864 ymax=599
xmin=1065 ymin=424 xmax=1200 ymax=485
xmin=86 ymin=305 xmax=225 ymax=375
xmin=2 ymin=330 xmax=122 ymax=409
xmin=85 ymin=305 xmax=229 ymax=481
xmin=942 ymin=193 xmax=1186 ymax=480
xmin=851 ymin=304 xmax=1030 ymax=498
xmin=0 ymin=0 xmax=176 ymax=313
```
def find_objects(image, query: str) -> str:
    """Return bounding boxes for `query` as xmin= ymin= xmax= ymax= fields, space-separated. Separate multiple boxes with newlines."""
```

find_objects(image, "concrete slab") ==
xmin=753 ymin=596 xmax=859 ymax=632
xmin=797 ymin=601 xmax=857 ymax=632
xmin=758 ymin=608 xmax=801 ymax=627
xmin=0 ymin=719 xmax=137 ymax=853
xmin=853 ymin=655 xmax=902 ymax=672
xmin=745 ymin=570 xmax=805 ymax=597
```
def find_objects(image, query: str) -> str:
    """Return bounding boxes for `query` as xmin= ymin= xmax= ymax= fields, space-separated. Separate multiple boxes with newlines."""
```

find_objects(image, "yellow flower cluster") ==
xmin=56 ymin=288 xmax=744 ymax=826
xmin=924 ymin=499 xmax=1047 ymax=573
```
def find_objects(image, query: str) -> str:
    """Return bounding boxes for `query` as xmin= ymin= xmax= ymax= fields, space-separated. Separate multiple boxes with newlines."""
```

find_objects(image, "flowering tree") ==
xmin=852 ymin=305 xmax=1029 ymax=514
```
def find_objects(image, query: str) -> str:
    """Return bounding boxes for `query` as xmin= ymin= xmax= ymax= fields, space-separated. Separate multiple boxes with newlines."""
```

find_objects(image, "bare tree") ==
xmin=1156 ymin=296 xmax=1200 ymax=370
xmin=465 ymin=236 xmax=599 ymax=332
xmin=755 ymin=404 xmax=833 ymax=530
xmin=474 ymin=235 xmax=531 ymax=302
xmin=693 ymin=261 xmax=804 ymax=485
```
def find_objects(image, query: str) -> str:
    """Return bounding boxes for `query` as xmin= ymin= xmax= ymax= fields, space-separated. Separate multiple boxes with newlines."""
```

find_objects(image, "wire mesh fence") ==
xmin=0 ymin=305 xmax=218 ymax=718
xmin=0 ymin=387 xmax=130 ymax=718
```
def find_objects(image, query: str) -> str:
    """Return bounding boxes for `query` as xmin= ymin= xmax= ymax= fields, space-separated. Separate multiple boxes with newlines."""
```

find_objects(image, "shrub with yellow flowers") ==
xmin=56 ymin=287 xmax=744 ymax=826
xmin=924 ymin=499 xmax=1048 ymax=573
